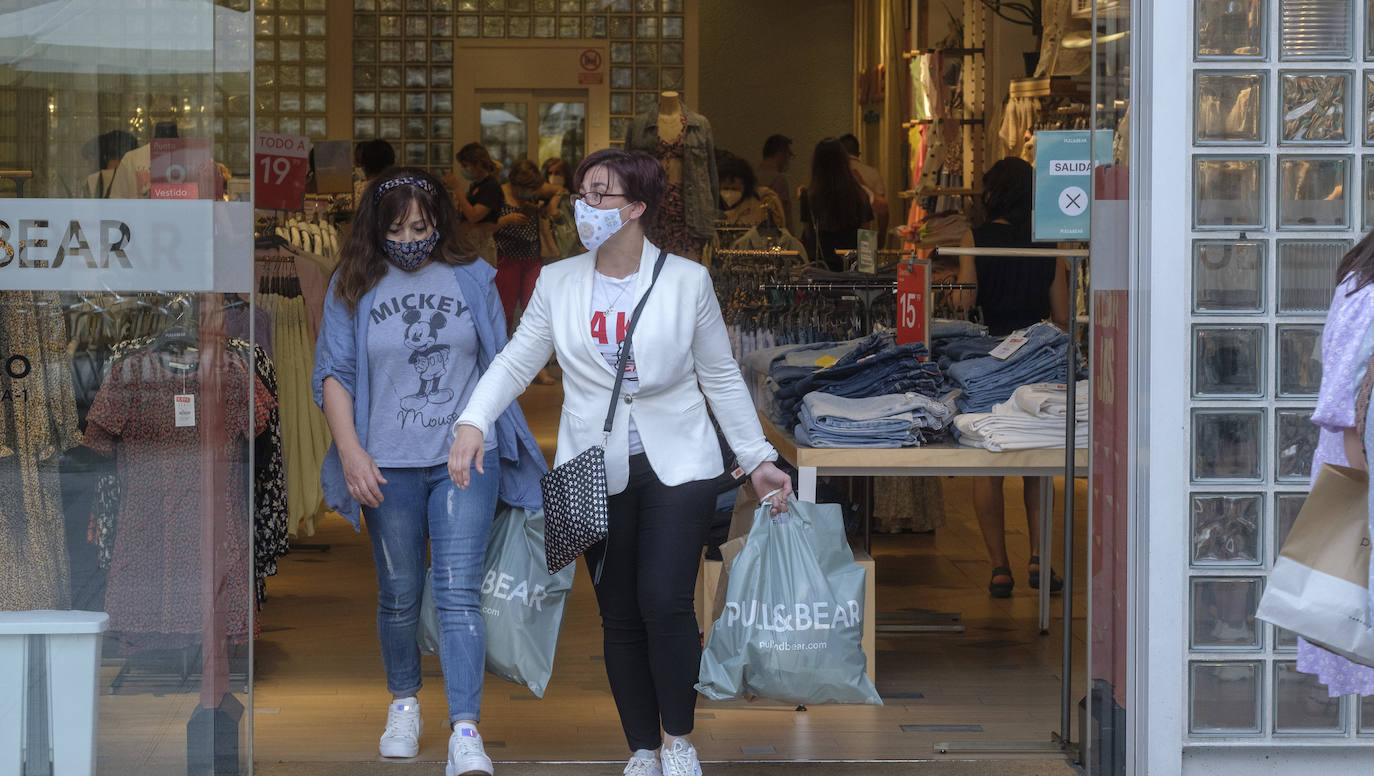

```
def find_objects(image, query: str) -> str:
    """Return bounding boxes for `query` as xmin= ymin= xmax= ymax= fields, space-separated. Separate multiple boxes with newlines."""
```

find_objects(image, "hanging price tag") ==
xmin=254 ymin=132 xmax=310 ymax=211
xmin=989 ymin=335 xmax=1029 ymax=360
xmin=896 ymin=260 xmax=928 ymax=346
xmin=174 ymin=393 xmax=196 ymax=427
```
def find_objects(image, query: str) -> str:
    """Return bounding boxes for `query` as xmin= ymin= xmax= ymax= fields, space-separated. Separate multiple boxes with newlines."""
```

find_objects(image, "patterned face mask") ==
xmin=382 ymin=230 xmax=440 ymax=270
xmin=574 ymin=198 xmax=632 ymax=252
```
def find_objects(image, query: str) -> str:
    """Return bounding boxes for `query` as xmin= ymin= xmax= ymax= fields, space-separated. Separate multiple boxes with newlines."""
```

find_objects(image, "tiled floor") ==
xmin=91 ymin=383 xmax=1091 ymax=773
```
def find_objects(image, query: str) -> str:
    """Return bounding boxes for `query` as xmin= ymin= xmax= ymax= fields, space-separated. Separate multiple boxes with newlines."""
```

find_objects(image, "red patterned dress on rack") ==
xmin=83 ymin=346 xmax=274 ymax=650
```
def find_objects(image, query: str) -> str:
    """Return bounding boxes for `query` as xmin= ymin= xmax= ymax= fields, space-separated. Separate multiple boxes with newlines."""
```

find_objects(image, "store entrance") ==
xmin=476 ymin=89 xmax=588 ymax=173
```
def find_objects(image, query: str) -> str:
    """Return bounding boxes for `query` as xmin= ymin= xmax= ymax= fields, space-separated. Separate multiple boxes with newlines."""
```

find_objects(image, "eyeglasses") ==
xmin=572 ymin=190 xmax=627 ymax=207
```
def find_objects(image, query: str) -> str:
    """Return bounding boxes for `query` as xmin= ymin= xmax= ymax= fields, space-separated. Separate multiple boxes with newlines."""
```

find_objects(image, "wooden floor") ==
xmin=91 ymin=382 xmax=1090 ymax=772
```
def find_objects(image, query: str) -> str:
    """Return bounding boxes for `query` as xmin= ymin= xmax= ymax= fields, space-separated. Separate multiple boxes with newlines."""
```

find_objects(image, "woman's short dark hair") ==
xmin=573 ymin=149 xmax=666 ymax=229
xmin=981 ymin=157 xmax=1034 ymax=226
xmin=717 ymin=153 xmax=758 ymax=199
xmin=359 ymin=139 xmax=396 ymax=178
xmin=456 ymin=142 xmax=498 ymax=174
xmin=333 ymin=167 xmax=476 ymax=313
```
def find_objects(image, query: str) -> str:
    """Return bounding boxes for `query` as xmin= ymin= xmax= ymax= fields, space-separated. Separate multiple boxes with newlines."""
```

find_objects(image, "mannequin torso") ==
xmin=656 ymin=91 xmax=685 ymax=185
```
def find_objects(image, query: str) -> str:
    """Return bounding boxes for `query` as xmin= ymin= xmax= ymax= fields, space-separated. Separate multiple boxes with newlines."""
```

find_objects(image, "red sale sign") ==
xmin=254 ymin=132 xmax=310 ymax=211
xmin=150 ymin=138 xmax=215 ymax=199
xmin=896 ymin=260 xmax=929 ymax=347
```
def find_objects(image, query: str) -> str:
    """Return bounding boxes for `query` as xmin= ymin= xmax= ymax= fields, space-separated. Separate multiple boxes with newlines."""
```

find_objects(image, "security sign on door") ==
xmin=1032 ymin=130 xmax=1113 ymax=241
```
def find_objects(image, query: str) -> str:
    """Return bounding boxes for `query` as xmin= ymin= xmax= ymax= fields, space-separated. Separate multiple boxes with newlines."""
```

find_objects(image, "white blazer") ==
xmin=458 ymin=236 xmax=778 ymax=495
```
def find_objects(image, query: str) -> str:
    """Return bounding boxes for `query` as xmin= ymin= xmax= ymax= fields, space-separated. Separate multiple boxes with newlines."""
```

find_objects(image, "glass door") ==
xmin=478 ymin=90 xmax=587 ymax=172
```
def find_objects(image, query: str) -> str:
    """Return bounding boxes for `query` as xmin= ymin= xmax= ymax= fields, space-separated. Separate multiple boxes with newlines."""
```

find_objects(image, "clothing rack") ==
xmin=937 ymin=245 xmax=1086 ymax=739
xmin=715 ymin=248 xmax=801 ymax=259
xmin=760 ymin=280 xmax=895 ymax=331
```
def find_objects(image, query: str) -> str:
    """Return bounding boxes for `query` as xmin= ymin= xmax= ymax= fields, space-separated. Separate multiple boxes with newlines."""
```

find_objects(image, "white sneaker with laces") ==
xmin=378 ymin=697 xmax=422 ymax=758
xmin=659 ymin=738 xmax=702 ymax=776
xmin=446 ymin=725 xmax=494 ymax=776
xmin=622 ymin=748 xmax=663 ymax=776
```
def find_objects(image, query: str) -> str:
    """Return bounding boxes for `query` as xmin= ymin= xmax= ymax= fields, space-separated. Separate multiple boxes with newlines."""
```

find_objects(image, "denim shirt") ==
xmin=625 ymin=108 xmax=719 ymax=240
xmin=312 ymin=259 xmax=547 ymax=528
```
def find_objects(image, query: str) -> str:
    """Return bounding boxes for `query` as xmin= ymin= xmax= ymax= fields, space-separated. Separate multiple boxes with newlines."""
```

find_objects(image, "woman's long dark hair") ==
xmin=981 ymin=157 xmax=1034 ymax=227
xmin=333 ymin=167 xmax=476 ymax=314
xmin=807 ymin=138 xmax=868 ymax=230
xmin=1339 ymin=230 xmax=1374 ymax=294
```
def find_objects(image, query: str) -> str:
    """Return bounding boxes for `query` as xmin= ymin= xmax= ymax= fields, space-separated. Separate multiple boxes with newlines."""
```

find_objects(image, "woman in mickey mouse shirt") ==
xmin=312 ymin=167 xmax=546 ymax=776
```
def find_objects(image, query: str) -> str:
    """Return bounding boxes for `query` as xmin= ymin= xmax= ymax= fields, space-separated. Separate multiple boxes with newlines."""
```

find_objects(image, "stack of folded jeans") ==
xmin=954 ymin=381 xmax=1088 ymax=451
xmin=945 ymin=322 xmax=1071 ymax=413
xmin=795 ymin=390 xmax=959 ymax=448
xmin=768 ymin=331 xmax=946 ymax=428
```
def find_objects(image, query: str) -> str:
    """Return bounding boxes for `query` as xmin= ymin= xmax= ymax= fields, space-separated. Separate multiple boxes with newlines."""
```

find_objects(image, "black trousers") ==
xmin=585 ymin=453 xmax=718 ymax=752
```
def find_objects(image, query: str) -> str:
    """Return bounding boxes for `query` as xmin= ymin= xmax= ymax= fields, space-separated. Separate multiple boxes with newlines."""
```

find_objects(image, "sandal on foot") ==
xmin=1028 ymin=556 xmax=1063 ymax=592
xmin=988 ymin=566 xmax=1014 ymax=598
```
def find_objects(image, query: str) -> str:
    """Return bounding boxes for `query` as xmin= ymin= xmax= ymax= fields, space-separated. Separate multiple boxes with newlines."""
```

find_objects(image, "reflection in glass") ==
xmin=1194 ymin=241 xmax=1264 ymax=311
xmin=1196 ymin=72 xmax=1263 ymax=142
xmin=1194 ymin=326 xmax=1264 ymax=396
xmin=1363 ymin=694 xmax=1374 ymax=733
xmin=1276 ymin=409 xmax=1319 ymax=480
xmin=1279 ymin=156 xmax=1349 ymax=227
xmin=538 ymin=102 xmax=587 ymax=170
xmin=1192 ymin=494 xmax=1262 ymax=564
xmin=1194 ymin=411 xmax=1264 ymax=480
xmin=1190 ymin=662 xmax=1262 ymax=734
xmin=1278 ymin=240 xmax=1350 ymax=312
xmin=1196 ymin=0 xmax=1265 ymax=56
xmin=1275 ymin=625 xmax=1300 ymax=649
xmin=1195 ymin=157 xmax=1265 ymax=227
xmin=1275 ymin=661 xmax=1345 ymax=732
xmin=1192 ymin=578 xmax=1263 ymax=648
xmin=1277 ymin=325 xmax=1323 ymax=396
xmin=1275 ymin=492 xmax=1307 ymax=558
xmin=1366 ymin=76 xmax=1374 ymax=143
xmin=1364 ymin=157 xmax=1374 ymax=229
xmin=1279 ymin=0 xmax=1353 ymax=60
xmin=1281 ymin=72 xmax=1348 ymax=142
xmin=481 ymin=102 xmax=529 ymax=171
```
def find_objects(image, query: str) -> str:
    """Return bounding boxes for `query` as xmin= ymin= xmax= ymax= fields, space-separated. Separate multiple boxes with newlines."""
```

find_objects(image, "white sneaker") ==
xmin=623 ymin=749 xmax=663 ymax=776
xmin=446 ymin=724 xmax=494 ymax=776
xmin=378 ymin=696 xmax=422 ymax=758
xmin=659 ymin=738 xmax=702 ymax=776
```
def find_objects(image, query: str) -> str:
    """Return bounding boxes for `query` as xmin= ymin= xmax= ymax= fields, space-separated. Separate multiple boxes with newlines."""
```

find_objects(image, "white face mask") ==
xmin=548 ymin=174 xmax=566 ymax=189
xmin=721 ymin=190 xmax=744 ymax=208
xmin=574 ymin=198 xmax=632 ymax=251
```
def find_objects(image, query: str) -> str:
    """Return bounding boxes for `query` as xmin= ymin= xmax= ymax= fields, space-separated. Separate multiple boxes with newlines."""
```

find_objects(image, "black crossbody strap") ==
xmin=602 ymin=248 xmax=669 ymax=436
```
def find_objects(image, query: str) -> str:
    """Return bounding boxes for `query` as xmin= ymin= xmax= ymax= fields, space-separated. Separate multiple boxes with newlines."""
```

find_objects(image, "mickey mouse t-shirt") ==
xmin=365 ymin=261 xmax=488 ymax=468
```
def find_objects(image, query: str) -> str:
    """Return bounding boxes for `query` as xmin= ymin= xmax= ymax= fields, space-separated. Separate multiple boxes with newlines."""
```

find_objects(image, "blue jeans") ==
xmin=362 ymin=453 xmax=500 ymax=723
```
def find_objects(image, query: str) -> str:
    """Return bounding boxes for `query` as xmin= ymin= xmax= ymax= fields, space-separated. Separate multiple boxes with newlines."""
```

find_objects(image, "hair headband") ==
xmin=373 ymin=175 xmax=437 ymax=203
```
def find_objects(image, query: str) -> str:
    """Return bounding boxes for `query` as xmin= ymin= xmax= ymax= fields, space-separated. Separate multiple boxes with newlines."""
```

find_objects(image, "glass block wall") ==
xmin=1188 ymin=0 xmax=1374 ymax=740
xmin=350 ymin=0 xmax=685 ymax=173
xmin=254 ymin=0 xmax=330 ymax=140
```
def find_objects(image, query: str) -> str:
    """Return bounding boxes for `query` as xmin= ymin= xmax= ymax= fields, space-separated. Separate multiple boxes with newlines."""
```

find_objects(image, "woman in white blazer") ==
xmin=450 ymin=149 xmax=792 ymax=776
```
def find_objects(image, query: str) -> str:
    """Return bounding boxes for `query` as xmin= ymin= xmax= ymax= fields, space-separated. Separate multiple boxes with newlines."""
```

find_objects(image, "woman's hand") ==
xmin=448 ymin=424 xmax=487 ymax=488
xmin=340 ymin=446 xmax=387 ymax=508
xmin=750 ymin=461 xmax=793 ymax=515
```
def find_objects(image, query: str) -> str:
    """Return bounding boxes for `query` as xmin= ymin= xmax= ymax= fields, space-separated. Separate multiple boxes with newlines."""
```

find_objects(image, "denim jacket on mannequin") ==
xmin=625 ymin=107 xmax=720 ymax=240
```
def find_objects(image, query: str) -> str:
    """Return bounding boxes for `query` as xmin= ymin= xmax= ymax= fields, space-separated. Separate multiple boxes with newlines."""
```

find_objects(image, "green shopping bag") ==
xmin=696 ymin=496 xmax=882 ymax=706
xmin=419 ymin=507 xmax=575 ymax=697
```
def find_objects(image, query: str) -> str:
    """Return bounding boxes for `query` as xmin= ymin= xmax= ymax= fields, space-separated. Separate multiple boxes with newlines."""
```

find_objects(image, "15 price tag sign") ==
xmin=896 ymin=260 xmax=928 ymax=347
xmin=254 ymin=132 xmax=309 ymax=211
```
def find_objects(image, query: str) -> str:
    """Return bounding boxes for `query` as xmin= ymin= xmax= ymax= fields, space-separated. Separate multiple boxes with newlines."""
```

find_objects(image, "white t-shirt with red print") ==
xmin=590 ymin=270 xmax=644 ymax=454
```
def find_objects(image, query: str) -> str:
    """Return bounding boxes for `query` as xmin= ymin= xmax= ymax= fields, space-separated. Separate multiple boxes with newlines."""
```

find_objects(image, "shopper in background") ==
xmin=540 ymin=157 xmax=583 ymax=262
xmin=717 ymin=153 xmax=785 ymax=228
xmin=955 ymin=157 xmax=1069 ymax=598
xmin=455 ymin=142 xmax=504 ymax=231
xmin=313 ymin=168 xmax=546 ymax=776
xmin=838 ymin=133 xmax=890 ymax=242
xmin=799 ymin=138 xmax=874 ymax=271
xmin=82 ymin=130 xmax=137 ymax=198
xmin=448 ymin=148 xmax=793 ymax=776
xmin=756 ymin=133 xmax=795 ymax=231
xmin=494 ymin=159 xmax=561 ymax=335
xmin=1291 ymin=230 xmax=1374 ymax=696
xmin=353 ymin=139 xmax=395 ymax=210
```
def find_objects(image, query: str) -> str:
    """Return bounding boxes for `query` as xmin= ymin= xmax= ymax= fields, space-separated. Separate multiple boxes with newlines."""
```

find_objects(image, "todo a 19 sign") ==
xmin=254 ymin=132 xmax=309 ymax=211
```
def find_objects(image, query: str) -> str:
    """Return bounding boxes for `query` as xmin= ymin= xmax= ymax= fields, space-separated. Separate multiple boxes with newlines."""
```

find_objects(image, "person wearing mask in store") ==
xmin=83 ymin=130 xmax=137 ymax=198
xmin=313 ymin=168 xmax=546 ymax=776
xmin=540 ymin=157 xmax=583 ymax=262
xmin=756 ymin=134 xmax=795 ymax=232
xmin=455 ymin=143 xmax=504 ymax=232
xmin=717 ymin=153 xmax=785 ymax=229
xmin=494 ymin=159 xmax=562 ymax=334
xmin=838 ymin=133 xmax=890 ymax=241
xmin=954 ymin=157 xmax=1069 ymax=598
xmin=799 ymin=138 xmax=875 ymax=271
xmin=353 ymin=139 xmax=395 ymax=210
xmin=448 ymin=148 xmax=793 ymax=776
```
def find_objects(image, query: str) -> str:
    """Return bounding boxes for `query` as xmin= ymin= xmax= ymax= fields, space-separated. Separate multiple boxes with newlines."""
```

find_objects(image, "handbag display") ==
xmin=540 ymin=248 xmax=668 ymax=580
